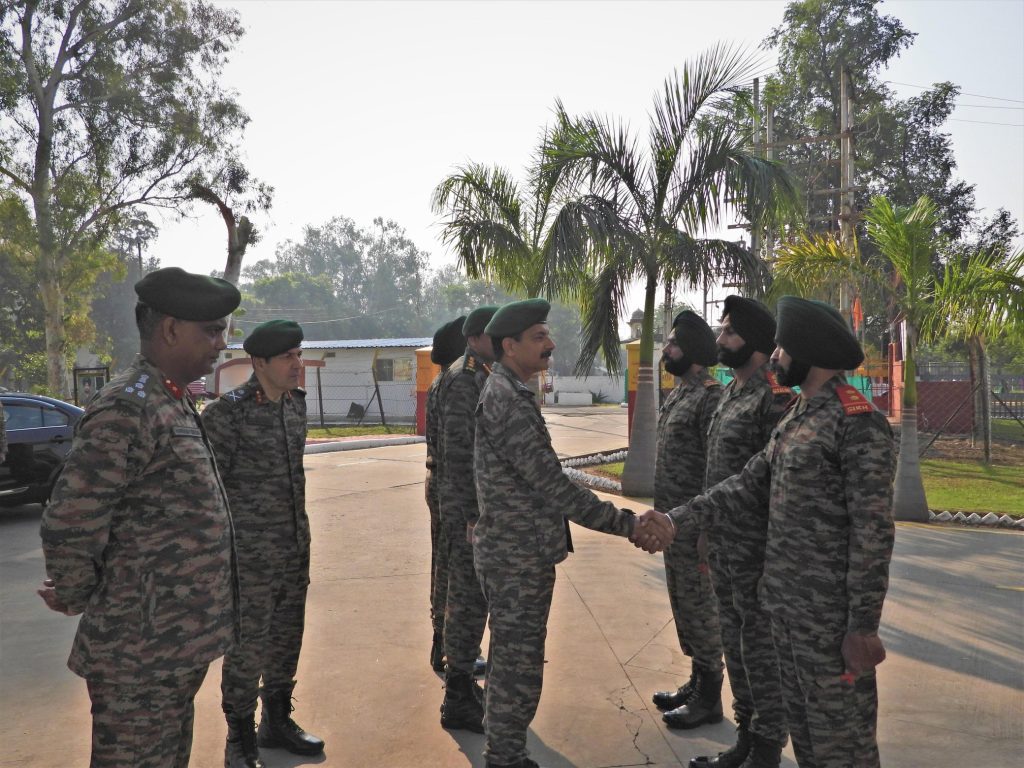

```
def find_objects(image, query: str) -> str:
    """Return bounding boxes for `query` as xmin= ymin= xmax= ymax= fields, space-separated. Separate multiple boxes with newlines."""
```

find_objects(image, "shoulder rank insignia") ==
xmin=765 ymin=370 xmax=792 ymax=396
xmin=221 ymin=384 xmax=255 ymax=405
xmin=835 ymin=384 xmax=874 ymax=416
xmin=115 ymin=371 xmax=153 ymax=406
xmin=703 ymin=377 xmax=721 ymax=389
xmin=462 ymin=354 xmax=477 ymax=374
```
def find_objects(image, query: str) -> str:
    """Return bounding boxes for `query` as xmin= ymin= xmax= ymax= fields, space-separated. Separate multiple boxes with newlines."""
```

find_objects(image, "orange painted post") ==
xmin=415 ymin=347 xmax=440 ymax=436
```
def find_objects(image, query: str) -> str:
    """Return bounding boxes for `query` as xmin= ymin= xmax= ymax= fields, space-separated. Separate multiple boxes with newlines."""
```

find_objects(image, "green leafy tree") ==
xmin=764 ymin=0 xmax=976 ymax=248
xmin=0 ymin=1 xmax=257 ymax=396
xmin=540 ymin=44 xmax=799 ymax=496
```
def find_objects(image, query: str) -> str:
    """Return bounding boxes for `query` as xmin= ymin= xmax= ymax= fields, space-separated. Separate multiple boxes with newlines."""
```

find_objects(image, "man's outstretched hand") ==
xmin=629 ymin=509 xmax=676 ymax=553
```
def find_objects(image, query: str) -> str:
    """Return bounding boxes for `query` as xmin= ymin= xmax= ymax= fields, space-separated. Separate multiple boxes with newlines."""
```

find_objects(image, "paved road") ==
xmin=1 ymin=407 xmax=1020 ymax=767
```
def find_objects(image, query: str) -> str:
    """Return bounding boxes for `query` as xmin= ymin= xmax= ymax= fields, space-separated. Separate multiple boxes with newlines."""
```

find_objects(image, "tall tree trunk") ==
xmin=621 ymin=277 xmax=658 ymax=497
xmin=973 ymin=335 xmax=992 ymax=464
xmin=969 ymin=338 xmax=982 ymax=447
xmin=39 ymin=253 xmax=69 ymax=398
xmin=892 ymin=329 xmax=929 ymax=521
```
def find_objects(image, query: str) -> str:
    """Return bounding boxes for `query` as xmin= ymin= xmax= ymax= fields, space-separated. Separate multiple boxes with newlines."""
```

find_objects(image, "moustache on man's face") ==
xmin=540 ymin=350 xmax=553 ymax=359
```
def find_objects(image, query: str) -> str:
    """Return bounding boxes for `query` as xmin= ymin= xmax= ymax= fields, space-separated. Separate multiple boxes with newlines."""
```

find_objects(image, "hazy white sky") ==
xmin=152 ymin=0 xmax=1024 ymax=322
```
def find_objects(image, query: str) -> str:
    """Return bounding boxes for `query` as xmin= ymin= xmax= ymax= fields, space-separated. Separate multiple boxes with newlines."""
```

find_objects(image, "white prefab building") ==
xmin=214 ymin=338 xmax=431 ymax=425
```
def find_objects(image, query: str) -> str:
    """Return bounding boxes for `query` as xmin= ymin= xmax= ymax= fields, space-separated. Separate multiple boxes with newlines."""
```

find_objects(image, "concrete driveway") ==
xmin=1 ymin=406 xmax=1020 ymax=767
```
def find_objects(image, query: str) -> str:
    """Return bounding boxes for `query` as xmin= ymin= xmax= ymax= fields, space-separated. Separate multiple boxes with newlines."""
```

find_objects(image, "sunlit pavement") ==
xmin=1 ymin=406 xmax=1020 ymax=767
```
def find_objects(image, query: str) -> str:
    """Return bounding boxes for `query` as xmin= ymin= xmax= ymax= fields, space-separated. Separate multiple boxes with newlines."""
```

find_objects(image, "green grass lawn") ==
xmin=584 ymin=459 xmax=1022 ymax=517
xmin=920 ymin=459 xmax=1023 ymax=516
xmin=992 ymin=418 xmax=1024 ymax=442
xmin=307 ymin=425 xmax=414 ymax=439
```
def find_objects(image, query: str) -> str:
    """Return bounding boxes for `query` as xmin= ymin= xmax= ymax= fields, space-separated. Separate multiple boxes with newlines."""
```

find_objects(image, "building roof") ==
xmin=227 ymin=337 xmax=432 ymax=351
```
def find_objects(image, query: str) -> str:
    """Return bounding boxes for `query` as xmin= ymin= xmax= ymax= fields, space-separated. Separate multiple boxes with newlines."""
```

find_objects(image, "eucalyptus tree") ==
xmin=0 ymin=1 xmax=261 ymax=396
xmin=538 ymin=44 xmax=799 ymax=496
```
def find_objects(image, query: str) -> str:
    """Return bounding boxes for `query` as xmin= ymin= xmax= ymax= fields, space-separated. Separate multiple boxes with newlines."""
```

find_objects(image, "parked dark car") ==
xmin=0 ymin=393 xmax=84 ymax=507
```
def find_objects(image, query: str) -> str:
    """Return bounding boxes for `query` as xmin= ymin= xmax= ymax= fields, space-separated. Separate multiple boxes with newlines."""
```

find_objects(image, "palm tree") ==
xmin=772 ymin=195 xmax=1023 ymax=519
xmin=538 ymin=44 xmax=799 ymax=496
xmin=924 ymin=246 xmax=1024 ymax=463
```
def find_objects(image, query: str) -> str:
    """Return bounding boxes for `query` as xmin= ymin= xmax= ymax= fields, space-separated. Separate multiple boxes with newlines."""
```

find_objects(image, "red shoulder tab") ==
xmin=765 ymin=370 xmax=792 ymax=396
xmin=703 ymin=378 xmax=721 ymax=389
xmin=835 ymin=384 xmax=874 ymax=416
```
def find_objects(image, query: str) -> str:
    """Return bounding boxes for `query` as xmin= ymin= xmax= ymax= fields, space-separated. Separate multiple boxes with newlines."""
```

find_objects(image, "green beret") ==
xmin=462 ymin=306 xmax=499 ymax=338
xmin=672 ymin=310 xmax=718 ymax=367
xmin=430 ymin=316 xmax=467 ymax=366
xmin=722 ymin=295 xmax=776 ymax=354
xmin=776 ymin=296 xmax=864 ymax=370
xmin=484 ymin=298 xmax=550 ymax=338
xmin=134 ymin=267 xmax=241 ymax=321
xmin=243 ymin=319 xmax=304 ymax=358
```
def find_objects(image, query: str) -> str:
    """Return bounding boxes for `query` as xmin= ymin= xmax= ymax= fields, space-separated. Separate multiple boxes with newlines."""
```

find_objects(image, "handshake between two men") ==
xmin=628 ymin=509 xmax=677 ymax=553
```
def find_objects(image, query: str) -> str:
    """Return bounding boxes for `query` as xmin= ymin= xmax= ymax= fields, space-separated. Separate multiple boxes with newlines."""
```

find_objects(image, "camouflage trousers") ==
xmin=664 ymin=526 xmax=723 ymax=670
xmin=710 ymin=550 xmax=787 ymax=744
xmin=771 ymin=616 xmax=880 ymax=768
xmin=427 ymin=479 xmax=450 ymax=637
xmin=443 ymin=519 xmax=487 ymax=673
xmin=222 ymin=548 xmax=310 ymax=716
xmin=86 ymin=666 xmax=207 ymax=768
xmin=476 ymin=561 xmax=556 ymax=766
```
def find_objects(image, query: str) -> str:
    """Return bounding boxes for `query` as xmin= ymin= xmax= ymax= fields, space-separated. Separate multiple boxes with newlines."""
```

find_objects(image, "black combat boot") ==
xmin=225 ymin=714 xmax=266 ymax=768
xmin=689 ymin=719 xmax=752 ymax=767
xmin=652 ymin=665 xmax=699 ymax=711
xmin=440 ymin=670 xmax=485 ymax=733
xmin=484 ymin=758 xmax=541 ymax=768
xmin=257 ymin=684 xmax=325 ymax=756
xmin=737 ymin=733 xmax=783 ymax=768
xmin=662 ymin=665 xmax=723 ymax=729
xmin=431 ymin=630 xmax=446 ymax=672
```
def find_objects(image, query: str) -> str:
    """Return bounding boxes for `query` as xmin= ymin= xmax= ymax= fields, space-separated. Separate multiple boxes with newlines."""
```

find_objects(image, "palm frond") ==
xmin=574 ymin=258 xmax=632 ymax=376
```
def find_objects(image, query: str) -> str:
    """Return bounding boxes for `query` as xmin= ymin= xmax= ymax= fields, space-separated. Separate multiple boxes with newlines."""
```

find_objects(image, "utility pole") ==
xmin=751 ymin=78 xmax=762 ymax=264
xmin=765 ymin=104 xmax=775 ymax=265
xmin=839 ymin=67 xmax=855 ymax=323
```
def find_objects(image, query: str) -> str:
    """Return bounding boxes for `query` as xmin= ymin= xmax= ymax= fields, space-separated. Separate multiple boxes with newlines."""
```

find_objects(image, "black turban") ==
xmin=721 ymin=295 xmax=776 ymax=354
xmin=776 ymin=296 xmax=864 ymax=370
xmin=672 ymin=310 xmax=718 ymax=367
xmin=430 ymin=316 xmax=467 ymax=366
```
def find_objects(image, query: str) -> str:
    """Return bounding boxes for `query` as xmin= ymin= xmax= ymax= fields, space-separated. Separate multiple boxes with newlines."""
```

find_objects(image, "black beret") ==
xmin=672 ymin=310 xmax=718 ymax=367
xmin=134 ymin=267 xmax=241 ymax=321
xmin=484 ymin=298 xmax=550 ymax=337
xmin=776 ymin=296 xmax=864 ymax=370
xmin=722 ymin=295 xmax=777 ymax=354
xmin=243 ymin=319 xmax=304 ymax=357
xmin=430 ymin=316 xmax=467 ymax=366
xmin=462 ymin=306 xmax=499 ymax=338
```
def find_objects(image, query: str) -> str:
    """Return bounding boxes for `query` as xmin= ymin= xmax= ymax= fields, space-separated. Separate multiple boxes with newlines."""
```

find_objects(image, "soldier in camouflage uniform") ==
xmin=690 ymin=296 xmax=792 ymax=768
xmin=473 ymin=298 xmax=668 ymax=768
xmin=652 ymin=310 xmax=726 ymax=730
xmin=436 ymin=305 xmax=497 ymax=732
xmin=202 ymin=319 xmax=324 ymax=767
xmin=38 ymin=267 xmax=241 ymax=768
xmin=662 ymin=297 xmax=895 ymax=768
xmin=426 ymin=316 xmax=468 ymax=672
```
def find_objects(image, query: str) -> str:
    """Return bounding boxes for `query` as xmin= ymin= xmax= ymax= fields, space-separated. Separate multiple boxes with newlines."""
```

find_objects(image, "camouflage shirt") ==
xmin=670 ymin=375 xmax=895 ymax=632
xmin=703 ymin=364 xmax=792 ymax=552
xmin=202 ymin=374 xmax=310 ymax=557
xmin=40 ymin=356 xmax=238 ymax=683
xmin=438 ymin=351 xmax=490 ymax=527
xmin=473 ymin=362 xmax=635 ymax=569
xmin=424 ymin=369 xmax=446 ymax=508
xmin=654 ymin=369 xmax=722 ymax=512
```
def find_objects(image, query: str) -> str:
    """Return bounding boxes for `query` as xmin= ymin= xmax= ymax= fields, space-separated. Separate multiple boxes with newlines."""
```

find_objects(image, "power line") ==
xmin=948 ymin=118 xmax=1024 ymax=128
xmin=884 ymin=79 xmax=1024 ymax=104
xmin=956 ymin=103 xmax=1024 ymax=110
